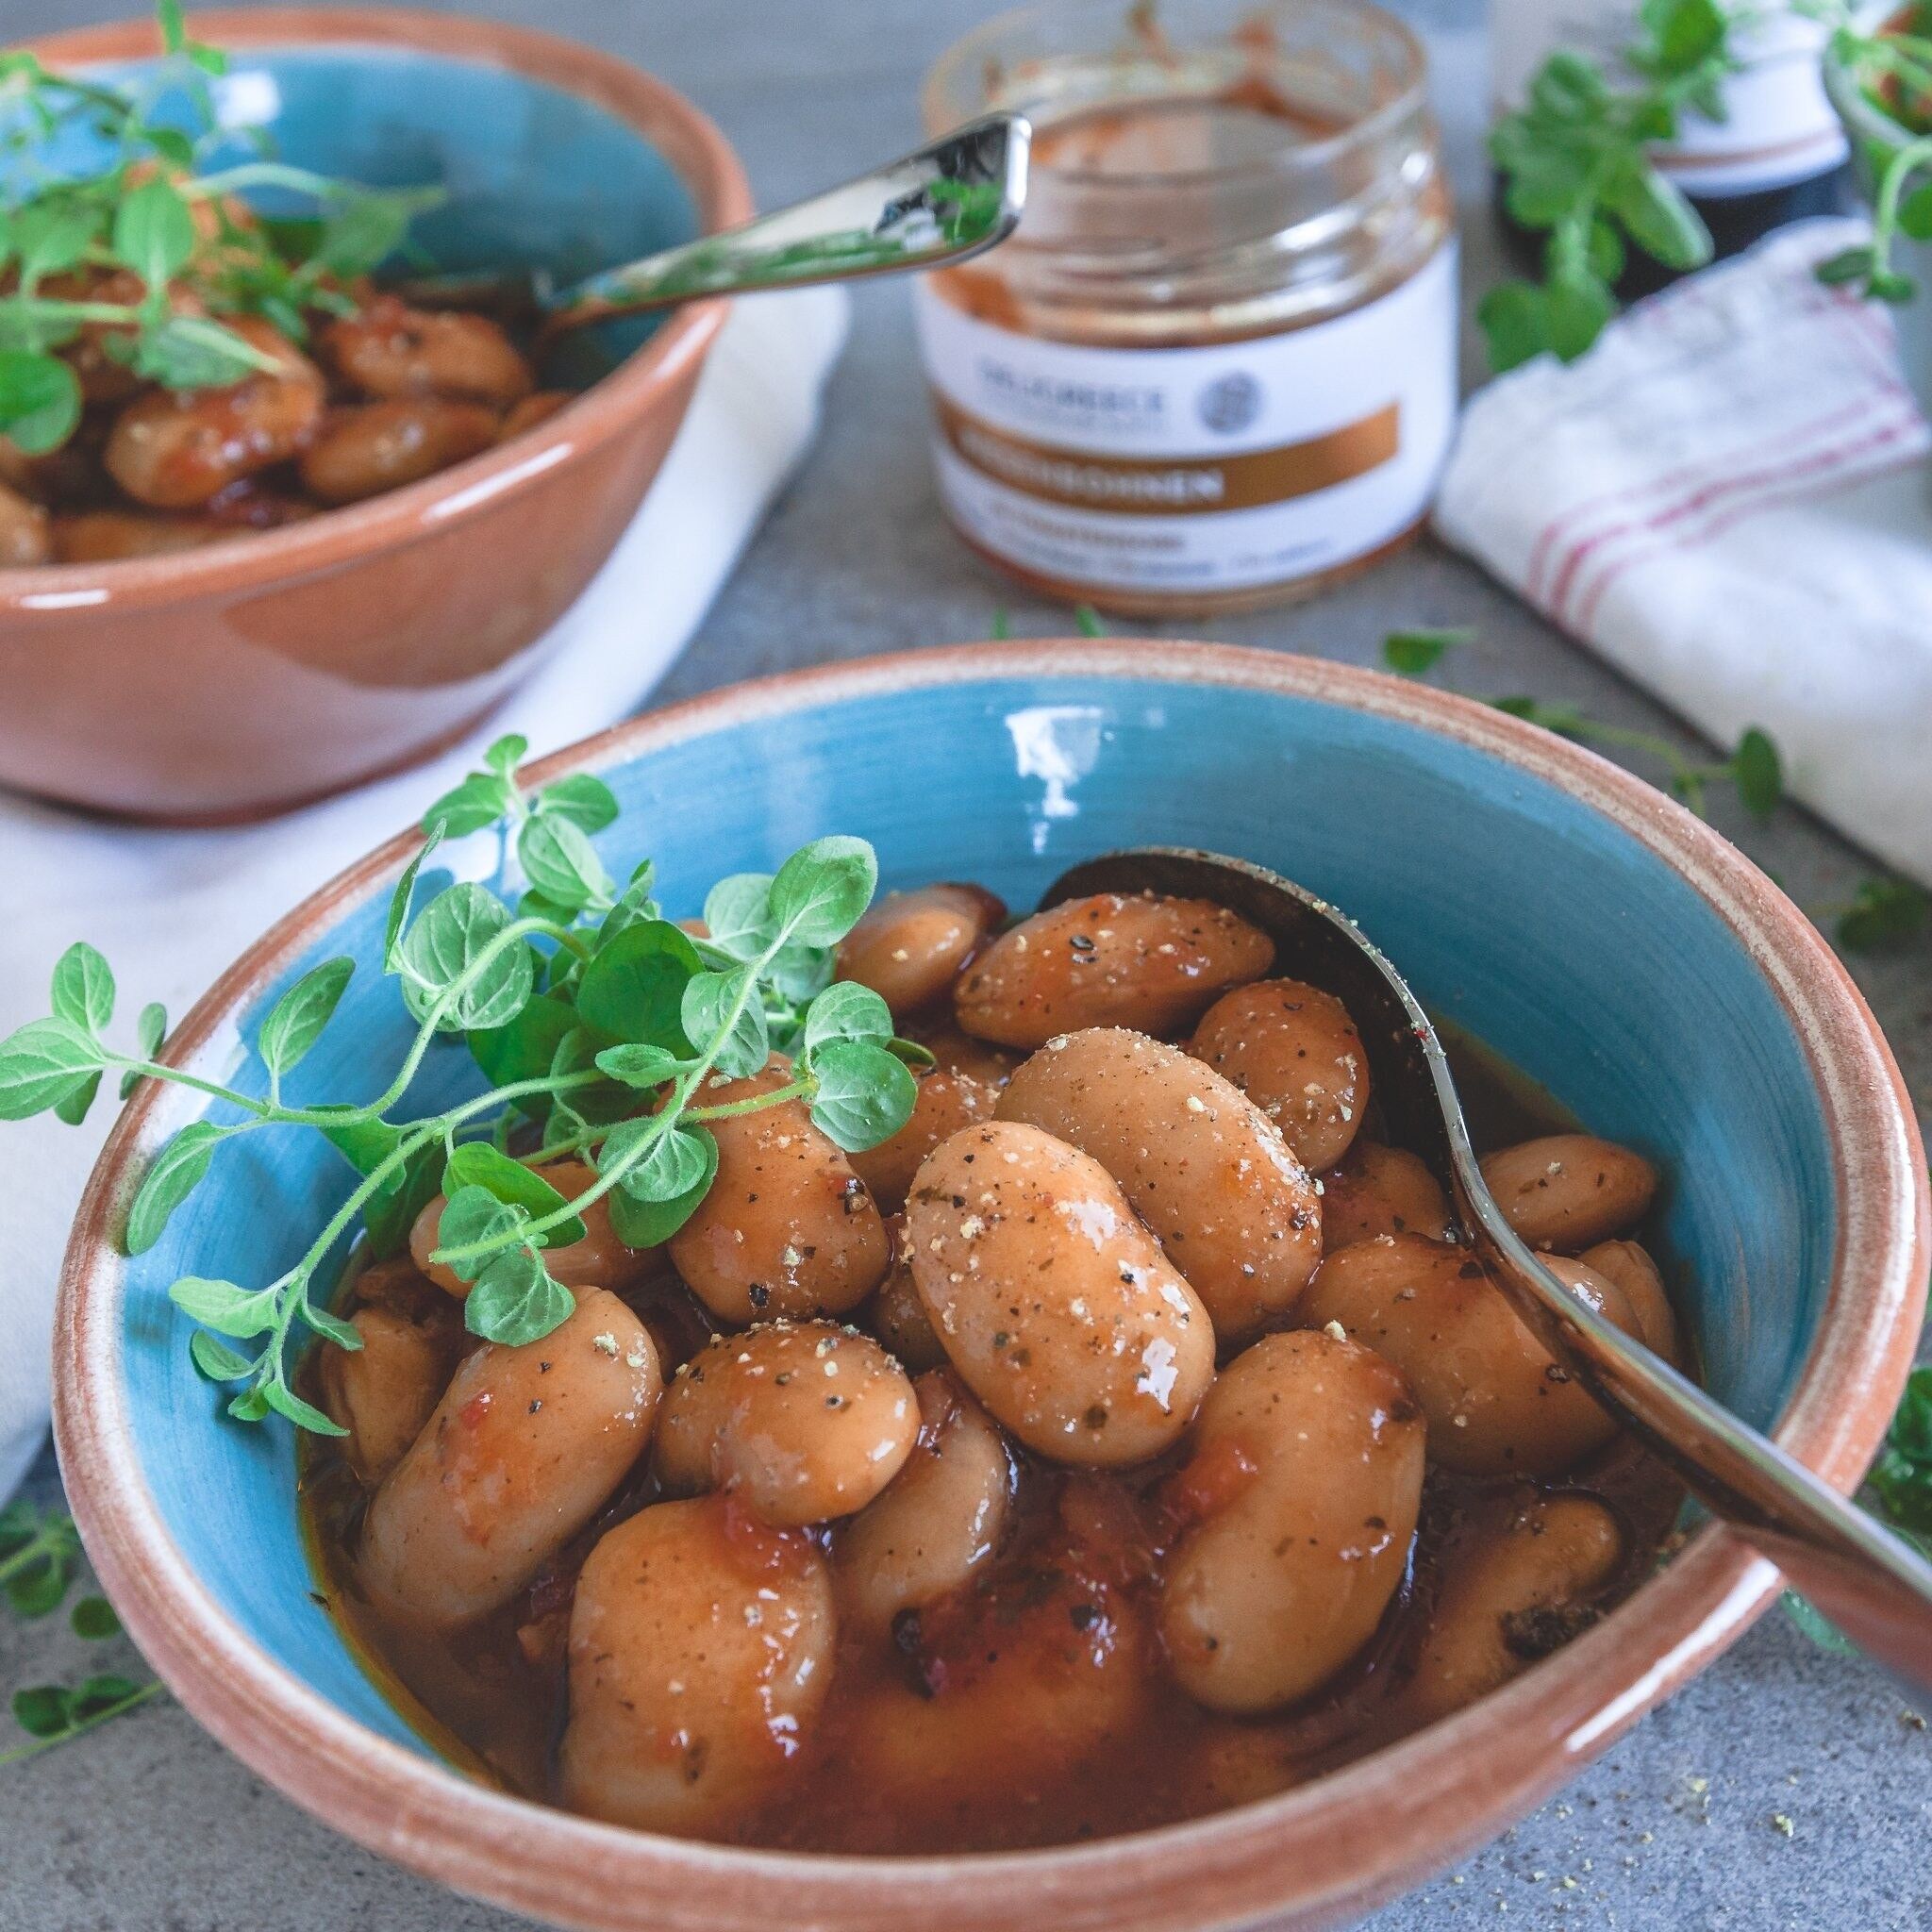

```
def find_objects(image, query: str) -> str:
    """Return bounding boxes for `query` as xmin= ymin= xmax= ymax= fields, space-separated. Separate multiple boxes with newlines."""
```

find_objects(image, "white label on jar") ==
xmin=911 ymin=242 xmax=1457 ymax=599
xmin=1491 ymin=1 xmax=1846 ymax=197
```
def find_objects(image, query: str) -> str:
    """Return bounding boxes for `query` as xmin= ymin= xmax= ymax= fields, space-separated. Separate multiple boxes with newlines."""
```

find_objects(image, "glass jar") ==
xmin=915 ymin=0 xmax=1456 ymax=618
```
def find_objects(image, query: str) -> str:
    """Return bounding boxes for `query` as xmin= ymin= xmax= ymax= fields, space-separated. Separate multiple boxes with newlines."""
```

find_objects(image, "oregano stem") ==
xmin=687 ymin=1075 xmax=814 ymax=1122
xmin=0 ymin=1680 xmax=164 ymax=1768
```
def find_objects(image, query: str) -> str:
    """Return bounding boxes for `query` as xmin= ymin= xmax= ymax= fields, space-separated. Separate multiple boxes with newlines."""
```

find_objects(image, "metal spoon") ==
xmin=398 ymin=114 xmax=1029 ymax=334
xmin=1044 ymin=847 xmax=1932 ymax=1704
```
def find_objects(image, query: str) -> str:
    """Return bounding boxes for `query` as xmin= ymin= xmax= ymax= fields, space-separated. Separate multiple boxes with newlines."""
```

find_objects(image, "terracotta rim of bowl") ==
xmin=0 ymin=7 xmax=752 ymax=616
xmin=55 ymin=642 xmax=1929 ymax=1932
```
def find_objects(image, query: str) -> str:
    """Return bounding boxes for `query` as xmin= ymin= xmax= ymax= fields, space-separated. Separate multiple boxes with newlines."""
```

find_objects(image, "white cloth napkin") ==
xmin=1435 ymin=218 xmax=1932 ymax=887
xmin=0 ymin=285 xmax=849 ymax=1503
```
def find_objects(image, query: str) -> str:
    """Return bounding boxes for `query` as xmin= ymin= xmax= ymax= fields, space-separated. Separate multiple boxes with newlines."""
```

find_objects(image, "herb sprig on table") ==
xmin=0 ymin=741 xmax=921 ymax=1436
xmin=0 ymin=1501 xmax=160 ymax=1767
xmin=1377 ymin=628 xmax=1932 ymax=955
xmin=0 ymin=0 xmax=441 ymax=455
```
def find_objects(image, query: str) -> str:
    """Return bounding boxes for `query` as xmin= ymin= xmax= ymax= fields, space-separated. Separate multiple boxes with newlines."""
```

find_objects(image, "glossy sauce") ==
xmin=300 ymin=1028 xmax=1687 ymax=1854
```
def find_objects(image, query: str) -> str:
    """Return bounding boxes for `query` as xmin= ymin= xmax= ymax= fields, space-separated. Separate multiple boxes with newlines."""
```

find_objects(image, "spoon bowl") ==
xmin=1049 ymin=846 xmax=1932 ymax=1704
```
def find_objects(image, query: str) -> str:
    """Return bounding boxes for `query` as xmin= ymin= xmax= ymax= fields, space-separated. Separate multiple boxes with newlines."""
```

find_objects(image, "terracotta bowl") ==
xmin=0 ymin=8 xmax=751 ymax=823
xmin=55 ymin=643 xmax=1927 ymax=1930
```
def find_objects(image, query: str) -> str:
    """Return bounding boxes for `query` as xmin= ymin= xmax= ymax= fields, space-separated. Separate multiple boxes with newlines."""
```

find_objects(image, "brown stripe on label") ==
xmin=931 ymin=394 xmax=1400 ymax=517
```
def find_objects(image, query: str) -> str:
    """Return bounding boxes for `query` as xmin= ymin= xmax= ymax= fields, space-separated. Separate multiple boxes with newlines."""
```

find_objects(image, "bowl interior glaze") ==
xmin=115 ymin=662 xmax=1838 ymax=1768
xmin=2 ymin=40 xmax=699 ymax=387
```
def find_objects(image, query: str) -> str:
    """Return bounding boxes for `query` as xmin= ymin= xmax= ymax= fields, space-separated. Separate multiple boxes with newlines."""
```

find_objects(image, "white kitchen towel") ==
xmin=1435 ymin=218 xmax=1932 ymax=886
xmin=0 ymin=284 xmax=849 ymax=1502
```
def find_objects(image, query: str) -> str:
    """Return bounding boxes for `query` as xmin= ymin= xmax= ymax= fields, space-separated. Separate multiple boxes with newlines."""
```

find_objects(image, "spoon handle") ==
xmin=1474 ymin=1212 xmax=1932 ymax=1707
xmin=541 ymin=112 xmax=1029 ymax=332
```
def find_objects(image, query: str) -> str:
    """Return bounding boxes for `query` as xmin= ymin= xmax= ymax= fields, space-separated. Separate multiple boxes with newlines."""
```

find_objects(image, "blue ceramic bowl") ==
xmin=56 ymin=644 xmax=1927 ymax=1932
xmin=0 ymin=9 xmax=751 ymax=820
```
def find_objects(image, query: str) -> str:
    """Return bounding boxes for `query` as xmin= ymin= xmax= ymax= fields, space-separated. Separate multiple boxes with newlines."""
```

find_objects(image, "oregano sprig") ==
xmin=1380 ymin=628 xmax=1932 ymax=961
xmin=0 ymin=1503 xmax=162 ymax=1769
xmin=0 ymin=735 xmax=921 ymax=1429
xmin=0 ymin=1 xmax=443 ymax=455
xmin=1377 ymin=629 xmax=1783 ymax=822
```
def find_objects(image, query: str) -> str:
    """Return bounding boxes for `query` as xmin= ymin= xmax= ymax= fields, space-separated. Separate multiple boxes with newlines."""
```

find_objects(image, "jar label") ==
xmin=1490 ymin=1 xmax=1846 ymax=197
xmin=912 ymin=242 xmax=1458 ymax=600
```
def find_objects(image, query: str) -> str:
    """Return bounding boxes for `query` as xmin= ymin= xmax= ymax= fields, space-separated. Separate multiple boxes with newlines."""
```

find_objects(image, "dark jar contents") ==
xmin=1490 ymin=0 xmax=1849 ymax=294
xmin=912 ymin=0 xmax=1457 ymax=618
xmin=299 ymin=880 xmax=1690 ymax=1859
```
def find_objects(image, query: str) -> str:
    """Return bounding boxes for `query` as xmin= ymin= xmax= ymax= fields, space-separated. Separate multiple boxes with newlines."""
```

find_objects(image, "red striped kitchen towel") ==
xmin=1435 ymin=217 xmax=1932 ymax=886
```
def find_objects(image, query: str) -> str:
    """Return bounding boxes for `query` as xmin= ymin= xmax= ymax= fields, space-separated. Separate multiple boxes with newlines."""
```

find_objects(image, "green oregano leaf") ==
xmin=702 ymin=874 xmax=774 ymax=958
xmin=69 ymin=1596 xmax=120 ymax=1641
xmin=1380 ymin=628 xmax=1472 ymax=677
xmin=384 ymin=825 xmax=444 ymax=972
xmin=1729 ymin=726 xmax=1783 ymax=822
xmin=767 ymin=837 xmax=878 ymax=946
xmin=576 ymin=920 xmax=701 ymax=1050
xmin=226 ymin=1385 xmax=273 ymax=1423
xmin=536 ymin=772 xmax=620 ymax=832
xmin=302 ymin=1301 xmax=362 ymax=1353
xmin=127 ymin=313 xmax=266 ymax=389
xmin=442 ymin=1141 xmax=587 ymax=1247
xmin=263 ymin=1380 xmax=346 ymax=1438
xmin=124 ymin=1120 xmax=224 ymax=1254
xmin=11 ymin=1686 xmax=75 ymax=1737
xmin=594 ymin=1042 xmax=685 ymax=1089
xmin=681 ymin=967 xmax=769 ymax=1079
xmin=434 ymin=1184 xmax=529 ymax=1283
xmin=1815 ymin=246 xmax=1874 ymax=287
xmin=468 ymin=992 xmax=577 ymax=1108
xmin=1837 ymin=877 xmax=1931 ymax=953
xmin=53 ymin=1070 xmax=103 ymax=1128
xmin=808 ymin=1038 xmax=918 ymax=1152
xmin=258 ymin=957 xmax=354 ymax=1079
xmin=399 ymin=883 xmax=535 ymax=1033
xmin=189 ymin=1329 xmax=254 ymax=1383
xmin=603 ymin=1124 xmax=717 ymax=1248
xmin=598 ymin=861 xmax=659 ymax=947
xmin=112 ymin=175 xmax=197 ymax=291
xmin=607 ymin=1119 xmax=711 ymax=1205
xmin=518 ymin=813 xmax=612 ymax=914
xmin=464 ymin=1246 xmax=574 ymax=1346
xmin=167 ymin=1274 xmax=278 ymax=1339
xmin=49 ymin=941 xmax=114 ymax=1035
xmin=1476 ymin=280 xmax=1554 ymax=374
xmin=483 ymin=733 xmax=528 ymax=779
xmin=360 ymin=1141 xmax=444 ymax=1260
xmin=0 ymin=350 xmax=81 ymax=454
xmin=419 ymin=771 xmax=512 ymax=839
xmin=0 ymin=1017 xmax=103 ymax=1120
xmin=803 ymin=979 xmax=892 ymax=1055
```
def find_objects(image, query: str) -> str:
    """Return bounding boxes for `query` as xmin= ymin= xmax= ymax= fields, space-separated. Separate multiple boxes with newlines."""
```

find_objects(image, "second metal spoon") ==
xmin=1046 ymin=847 xmax=1932 ymax=1707
xmin=521 ymin=113 xmax=1029 ymax=334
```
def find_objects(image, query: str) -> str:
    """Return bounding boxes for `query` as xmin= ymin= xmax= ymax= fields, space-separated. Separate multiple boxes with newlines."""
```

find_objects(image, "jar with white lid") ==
xmin=914 ymin=0 xmax=1457 ymax=618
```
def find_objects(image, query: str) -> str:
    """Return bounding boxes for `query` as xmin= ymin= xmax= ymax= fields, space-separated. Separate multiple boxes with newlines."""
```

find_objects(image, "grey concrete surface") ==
xmin=3 ymin=2 xmax=1928 ymax=1928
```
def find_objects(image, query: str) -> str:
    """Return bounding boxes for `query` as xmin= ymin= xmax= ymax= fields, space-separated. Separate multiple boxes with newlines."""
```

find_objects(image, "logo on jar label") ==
xmin=974 ymin=356 xmax=1166 ymax=436
xmin=1196 ymin=372 xmax=1262 ymax=436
